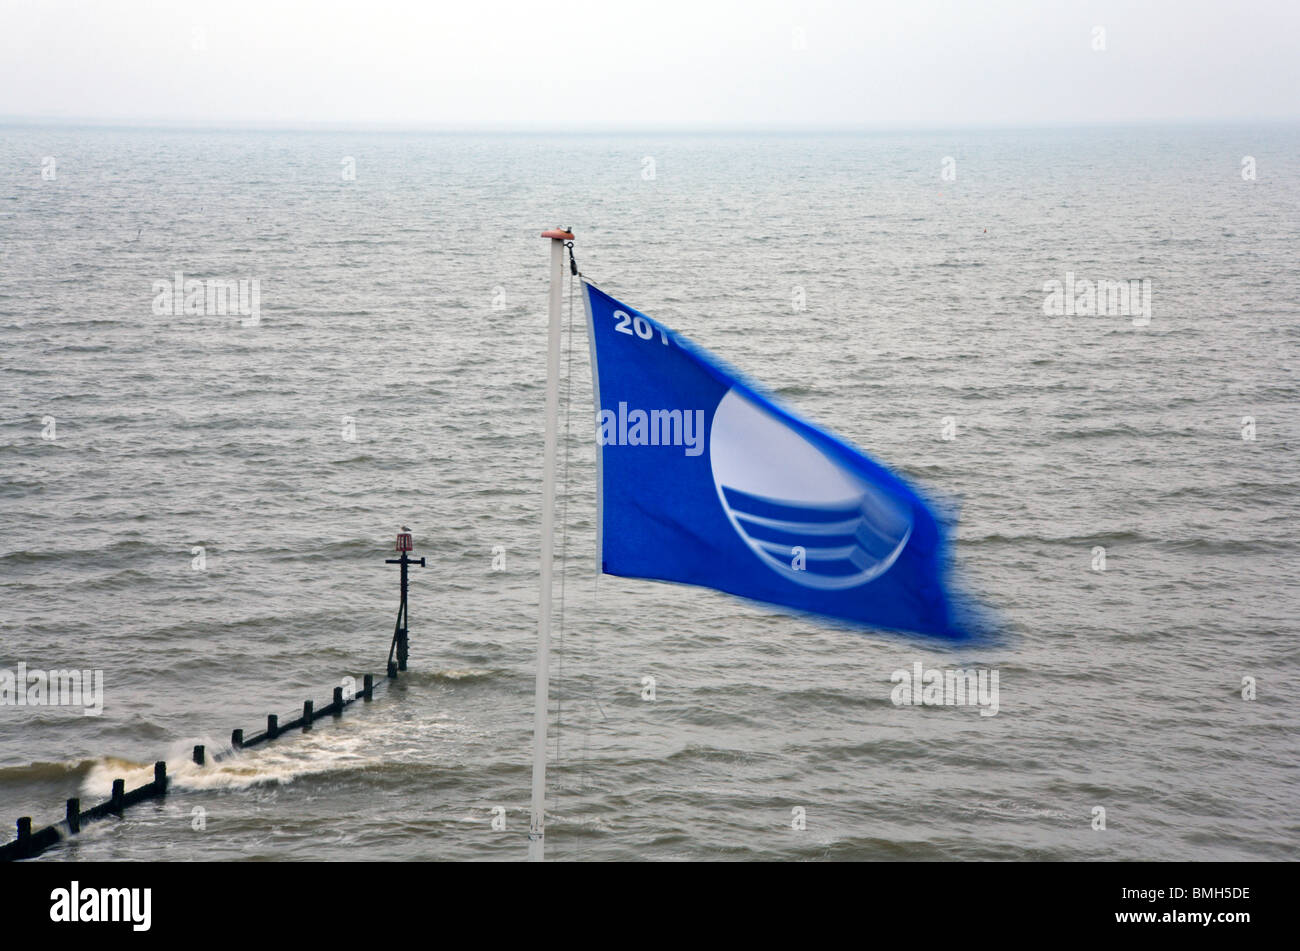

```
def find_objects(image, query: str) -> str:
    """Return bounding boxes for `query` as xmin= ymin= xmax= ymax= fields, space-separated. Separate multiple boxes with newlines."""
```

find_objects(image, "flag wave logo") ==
xmin=709 ymin=388 xmax=914 ymax=590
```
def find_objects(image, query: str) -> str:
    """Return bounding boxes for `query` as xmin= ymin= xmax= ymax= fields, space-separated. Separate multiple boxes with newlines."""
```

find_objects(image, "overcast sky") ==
xmin=2 ymin=0 xmax=1297 ymax=127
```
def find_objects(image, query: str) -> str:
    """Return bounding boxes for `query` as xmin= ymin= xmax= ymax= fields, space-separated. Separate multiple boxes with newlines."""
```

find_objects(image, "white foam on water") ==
xmin=80 ymin=756 xmax=155 ymax=798
xmin=81 ymin=724 xmax=388 ymax=797
xmin=433 ymin=668 xmax=494 ymax=681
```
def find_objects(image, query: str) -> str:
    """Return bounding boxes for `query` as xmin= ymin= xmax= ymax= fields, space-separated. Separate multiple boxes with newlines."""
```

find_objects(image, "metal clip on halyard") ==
xmin=565 ymin=238 xmax=578 ymax=277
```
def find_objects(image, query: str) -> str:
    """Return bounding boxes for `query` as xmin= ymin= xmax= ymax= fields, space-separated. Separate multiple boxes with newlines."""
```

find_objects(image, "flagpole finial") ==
xmin=541 ymin=228 xmax=574 ymax=240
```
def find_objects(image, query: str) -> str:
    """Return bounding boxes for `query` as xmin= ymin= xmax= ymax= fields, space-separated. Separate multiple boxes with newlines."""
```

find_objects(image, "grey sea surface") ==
xmin=0 ymin=125 xmax=1296 ymax=860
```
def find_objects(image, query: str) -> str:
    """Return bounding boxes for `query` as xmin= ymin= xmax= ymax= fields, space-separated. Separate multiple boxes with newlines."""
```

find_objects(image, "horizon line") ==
xmin=3 ymin=114 xmax=1299 ymax=135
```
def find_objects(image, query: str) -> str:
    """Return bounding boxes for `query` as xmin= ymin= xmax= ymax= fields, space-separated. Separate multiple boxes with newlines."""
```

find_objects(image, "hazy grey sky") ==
xmin=2 ymin=0 xmax=1297 ymax=126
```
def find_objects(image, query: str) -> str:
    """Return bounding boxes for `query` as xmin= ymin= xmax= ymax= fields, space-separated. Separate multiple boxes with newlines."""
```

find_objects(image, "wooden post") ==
xmin=363 ymin=674 xmax=374 ymax=701
xmin=66 ymin=798 xmax=80 ymax=833
xmin=154 ymin=761 xmax=167 ymax=793
xmin=111 ymin=779 xmax=124 ymax=814
xmin=232 ymin=728 xmax=243 ymax=749
xmin=267 ymin=714 xmax=278 ymax=738
xmin=333 ymin=686 xmax=344 ymax=716
xmin=193 ymin=745 xmax=205 ymax=766
xmin=16 ymin=817 xmax=31 ymax=844
xmin=303 ymin=700 xmax=313 ymax=729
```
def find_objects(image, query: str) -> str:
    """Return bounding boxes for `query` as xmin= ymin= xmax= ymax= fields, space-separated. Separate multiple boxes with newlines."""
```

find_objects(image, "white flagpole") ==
xmin=529 ymin=227 xmax=572 ymax=861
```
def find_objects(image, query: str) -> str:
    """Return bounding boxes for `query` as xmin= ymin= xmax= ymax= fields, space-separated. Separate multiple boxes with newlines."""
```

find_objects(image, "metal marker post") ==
xmin=387 ymin=531 xmax=426 ymax=677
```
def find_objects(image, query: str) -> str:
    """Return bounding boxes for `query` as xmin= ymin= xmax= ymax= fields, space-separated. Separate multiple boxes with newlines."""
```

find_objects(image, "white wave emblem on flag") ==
xmin=709 ymin=388 xmax=913 ymax=590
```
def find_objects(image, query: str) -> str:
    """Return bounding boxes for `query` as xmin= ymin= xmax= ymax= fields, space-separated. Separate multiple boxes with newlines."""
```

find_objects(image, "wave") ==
xmin=428 ymin=668 xmax=498 ymax=683
xmin=961 ymin=530 xmax=1148 ymax=546
xmin=0 ymin=758 xmax=105 ymax=786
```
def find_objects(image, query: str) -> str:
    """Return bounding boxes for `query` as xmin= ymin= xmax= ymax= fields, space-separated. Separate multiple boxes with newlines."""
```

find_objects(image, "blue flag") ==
xmin=583 ymin=279 xmax=977 ymax=640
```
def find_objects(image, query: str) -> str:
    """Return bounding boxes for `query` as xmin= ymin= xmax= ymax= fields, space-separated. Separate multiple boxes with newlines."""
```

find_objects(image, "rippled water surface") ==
xmin=1 ymin=125 xmax=1297 ymax=860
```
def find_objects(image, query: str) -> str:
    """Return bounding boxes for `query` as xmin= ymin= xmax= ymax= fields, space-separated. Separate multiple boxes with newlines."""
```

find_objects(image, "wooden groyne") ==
xmin=4 ymin=532 xmax=426 ymax=863
xmin=1 ymin=671 xmax=387 ymax=862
